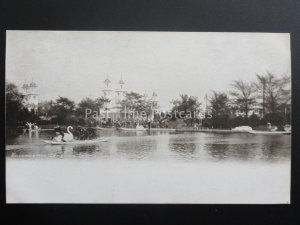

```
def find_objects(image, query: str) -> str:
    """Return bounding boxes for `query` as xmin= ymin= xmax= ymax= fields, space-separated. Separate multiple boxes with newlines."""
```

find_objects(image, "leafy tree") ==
xmin=255 ymin=72 xmax=291 ymax=123
xmin=209 ymin=91 xmax=231 ymax=128
xmin=171 ymin=94 xmax=201 ymax=126
xmin=52 ymin=96 xmax=75 ymax=124
xmin=230 ymin=116 xmax=245 ymax=128
xmin=264 ymin=112 xmax=286 ymax=129
xmin=6 ymin=82 xmax=32 ymax=127
xmin=248 ymin=114 xmax=260 ymax=128
xmin=210 ymin=92 xmax=230 ymax=116
xmin=255 ymin=74 xmax=268 ymax=117
xmin=120 ymin=92 xmax=144 ymax=112
xmin=38 ymin=100 xmax=55 ymax=120
xmin=202 ymin=117 xmax=213 ymax=128
xmin=75 ymin=97 xmax=106 ymax=125
xmin=230 ymin=80 xmax=256 ymax=122
xmin=120 ymin=92 xmax=157 ymax=119
xmin=76 ymin=97 xmax=105 ymax=116
xmin=265 ymin=72 xmax=290 ymax=115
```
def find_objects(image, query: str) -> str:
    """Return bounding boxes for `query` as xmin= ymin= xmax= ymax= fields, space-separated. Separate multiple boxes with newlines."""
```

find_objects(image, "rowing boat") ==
xmin=43 ymin=137 xmax=109 ymax=145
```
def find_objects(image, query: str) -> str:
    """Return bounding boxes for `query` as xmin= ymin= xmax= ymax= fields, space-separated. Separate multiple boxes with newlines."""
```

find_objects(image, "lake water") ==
xmin=6 ymin=130 xmax=291 ymax=203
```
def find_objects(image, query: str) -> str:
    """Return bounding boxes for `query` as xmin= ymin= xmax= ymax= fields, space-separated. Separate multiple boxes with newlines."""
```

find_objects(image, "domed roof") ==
xmin=118 ymin=78 xmax=125 ymax=87
xmin=29 ymin=82 xmax=37 ymax=88
xmin=104 ymin=78 xmax=111 ymax=87
xmin=22 ymin=83 xmax=29 ymax=89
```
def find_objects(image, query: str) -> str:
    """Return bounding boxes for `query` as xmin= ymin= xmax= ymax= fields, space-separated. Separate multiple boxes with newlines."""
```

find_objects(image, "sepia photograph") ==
xmin=5 ymin=31 xmax=291 ymax=203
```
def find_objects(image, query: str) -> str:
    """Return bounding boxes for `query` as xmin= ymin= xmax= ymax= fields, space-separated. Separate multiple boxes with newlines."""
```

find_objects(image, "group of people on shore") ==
xmin=114 ymin=119 xmax=169 ymax=129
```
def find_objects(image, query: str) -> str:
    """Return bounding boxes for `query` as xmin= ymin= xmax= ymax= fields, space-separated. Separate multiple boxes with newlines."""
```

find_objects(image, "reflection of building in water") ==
xmin=21 ymin=79 xmax=39 ymax=113
xmin=101 ymin=76 xmax=127 ymax=122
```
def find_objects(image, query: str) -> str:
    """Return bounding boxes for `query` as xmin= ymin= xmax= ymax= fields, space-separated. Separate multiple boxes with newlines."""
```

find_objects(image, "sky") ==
xmin=6 ymin=31 xmax=291 ymax=109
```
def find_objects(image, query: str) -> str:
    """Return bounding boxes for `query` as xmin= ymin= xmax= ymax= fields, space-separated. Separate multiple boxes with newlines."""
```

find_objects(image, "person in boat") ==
xmin=86 ymin=126 xmax=97 ymax=139
xmin=73 ymin=126 xmax=82 ymax=140
xmin=53 ymin=126 xmax=65 ymax=142
xmin=53 ymin=126 xmax=74 ymax=142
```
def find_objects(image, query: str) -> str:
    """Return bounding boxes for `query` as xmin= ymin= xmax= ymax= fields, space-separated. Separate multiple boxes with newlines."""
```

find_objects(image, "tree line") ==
xmin=6 ymin=82 xmax=159 ymax=129
xmin=170 ymin=72 xmax=291 ymax=129
xmin=6 ymin=71 xmax=291 ymax=131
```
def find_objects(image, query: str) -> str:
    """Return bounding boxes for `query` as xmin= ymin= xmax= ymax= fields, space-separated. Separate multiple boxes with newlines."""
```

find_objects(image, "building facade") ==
xmin=101 ymin=76 xmax=127 ymax=122
xmin=21 ymin=80 xmax=39 ymax=113
xmin=100 ymin=76 xmax=159 ymax=123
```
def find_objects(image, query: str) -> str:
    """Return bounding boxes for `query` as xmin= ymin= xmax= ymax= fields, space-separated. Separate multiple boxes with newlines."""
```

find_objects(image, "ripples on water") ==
xmin=6 ymin=130 xmax=291 ymax=162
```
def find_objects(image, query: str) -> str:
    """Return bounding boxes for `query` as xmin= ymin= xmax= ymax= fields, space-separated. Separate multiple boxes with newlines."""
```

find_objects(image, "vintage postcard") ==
xmin=5 ymin=31 xmax=291 ymax=203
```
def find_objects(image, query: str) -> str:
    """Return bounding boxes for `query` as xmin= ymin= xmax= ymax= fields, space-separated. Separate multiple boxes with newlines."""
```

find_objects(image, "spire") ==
xmin=118 ymin=75 xmax=125 ymax=89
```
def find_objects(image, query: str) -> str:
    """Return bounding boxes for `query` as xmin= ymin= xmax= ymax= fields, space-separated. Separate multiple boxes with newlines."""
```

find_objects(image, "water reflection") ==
xmin=169 ymin=135 xmax=198 ymax=161
xmin=54 ymin=147 xmax=65 ymax=158
xmin=205 ymin=143 xmax=257 ymax=161
xmin=260 ymin=136 xmax=291 ymax=160
xmin=73 ymin=145 xmax=97 ymax=157
xmin=116 ymin=138 xmax=157 ymax=160
xmin=204 ymin=134 xmax=290 ymax=161
xmin=6 ymin=130 xmax=291 ymax=162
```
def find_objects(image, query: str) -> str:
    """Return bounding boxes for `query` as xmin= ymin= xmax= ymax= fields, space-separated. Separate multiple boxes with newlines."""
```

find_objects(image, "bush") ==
xmin=259 ymin=117 xmax=268 ymax=126
xmin=248 ymin=114 xmax=260 ymax=128
xmin=230 ymin=116 xmax=244 ymax=128
xmin=211 ymin=114 xmax=231 ymax=129
xmin=202 ymin=118 xmax=212 ymax=128
xmin=264 ymin=113 xmax=286 ymax=127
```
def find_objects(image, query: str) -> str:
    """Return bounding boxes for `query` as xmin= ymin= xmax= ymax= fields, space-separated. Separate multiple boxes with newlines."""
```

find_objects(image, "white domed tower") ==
xmin=100 ymin=76 xmax=127 ymax=122
xmin=21 ymin=79 xmax=39 ymax=113
xmin=116 ymin=76 xmax=126 ymax=103
xmin=101 ymin=76 xmax=113 ymax=121
xmin=115 ymin=77 xmax=127 ymax=120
